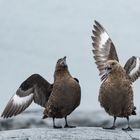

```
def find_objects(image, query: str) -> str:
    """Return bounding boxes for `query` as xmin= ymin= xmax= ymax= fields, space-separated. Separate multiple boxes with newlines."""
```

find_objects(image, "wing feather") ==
xmin=124 ymin=56 xmax=140 ymax=82
xmin=1 ymin=74 xmax=53 ymax=118
xmin=91 ymin=20 xmax=119 ymax=79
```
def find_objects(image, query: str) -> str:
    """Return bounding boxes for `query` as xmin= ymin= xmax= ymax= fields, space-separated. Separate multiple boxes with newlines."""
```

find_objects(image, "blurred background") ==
xmin=0 ymin=0 xmax=140 ymax=130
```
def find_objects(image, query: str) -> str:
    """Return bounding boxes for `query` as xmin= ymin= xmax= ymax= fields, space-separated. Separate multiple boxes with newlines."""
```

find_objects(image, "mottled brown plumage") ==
xmin=43 ymin=57 xmax=81 ymax=128
xmin=91 ymin=21 xmax=140 ymax=131
xmin=1 ymin=56 xmax=81 ymax=128
xmin=99 ymin=61 xmax=133 ymax=117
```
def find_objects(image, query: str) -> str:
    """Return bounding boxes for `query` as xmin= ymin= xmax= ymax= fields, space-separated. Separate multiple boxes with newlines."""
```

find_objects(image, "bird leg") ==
xmin=103 ymin=116 xmax=116 ymax=130
xmin=122 ymin=116 xmax=133 ymax=131
xmin=53 ymin=118 xmax=62 ymax=129
xmin=64 ymin=116 xmax=76 ymax=128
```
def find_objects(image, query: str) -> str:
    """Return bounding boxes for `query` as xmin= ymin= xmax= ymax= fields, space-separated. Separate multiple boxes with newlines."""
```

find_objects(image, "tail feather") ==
xmin=132 ymin=106 xmax=136 ymax=115
xmin=42 ymin=115 xmax=48 ymax=119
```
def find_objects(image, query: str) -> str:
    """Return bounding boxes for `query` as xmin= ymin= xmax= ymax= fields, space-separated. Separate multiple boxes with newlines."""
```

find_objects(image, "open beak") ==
xmin=63 ymin=56 xmax=66 ymax=61
xmin=101 ymin=64 xmax=112 ymax=81
xmin=105 ymin=64 xmax=112 ymax=73
xmin=60 ymin=56 xmax=67 ymax=67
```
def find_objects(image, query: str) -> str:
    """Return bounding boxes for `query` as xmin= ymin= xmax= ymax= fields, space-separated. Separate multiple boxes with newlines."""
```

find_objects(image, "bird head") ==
xmin=54 ymin=56 xmax=71 ymax=80
xmin=55 ymin=56 xmax=68 ymax=70
xmin=101 ymin=60 xmax=120 ymax=81
xmin=105 ymin=60 xmax=120 ymax=74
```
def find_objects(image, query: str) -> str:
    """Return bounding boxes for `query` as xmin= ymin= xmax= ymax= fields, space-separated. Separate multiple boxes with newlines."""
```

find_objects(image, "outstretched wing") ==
xmin=91 ymin=20 xmax=119 ymax=79
xmin=1 ymin=74 xmax=53 ymax=118
xmin=124 ymin=56 xmax=140 ymax=82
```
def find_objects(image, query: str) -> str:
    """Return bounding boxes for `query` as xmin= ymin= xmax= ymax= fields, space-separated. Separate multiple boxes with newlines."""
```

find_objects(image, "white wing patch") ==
xmin=130 ymin=57 xmax=140 ymax=76
xmin=92 ymin=20 xmax=119 ymax=79
xmin=12 ymin=93 xmax=33 ymax=105
xmin=100 ymin=32 xmax=109 ymax=48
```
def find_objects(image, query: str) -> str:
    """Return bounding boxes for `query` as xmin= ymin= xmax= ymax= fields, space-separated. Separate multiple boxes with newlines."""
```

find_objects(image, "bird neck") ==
xmin=54 ymin=68 xmax=71 ymax=81
xmin=109 ymin=67 xmax=127 ymax=81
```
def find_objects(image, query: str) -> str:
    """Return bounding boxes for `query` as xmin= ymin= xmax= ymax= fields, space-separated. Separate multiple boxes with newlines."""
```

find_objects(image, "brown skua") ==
xmin=92 ymin=20 xmax=140 ymax=131
xmin=1 ymin=56 xmax=81 ymax=129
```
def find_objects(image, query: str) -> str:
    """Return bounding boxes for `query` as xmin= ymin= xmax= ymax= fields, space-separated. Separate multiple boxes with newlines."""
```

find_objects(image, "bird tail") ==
xmin=132 ymin=106 xmax=136 ymax=115
xmin=42 ymin=115 xmax=48 ymax=119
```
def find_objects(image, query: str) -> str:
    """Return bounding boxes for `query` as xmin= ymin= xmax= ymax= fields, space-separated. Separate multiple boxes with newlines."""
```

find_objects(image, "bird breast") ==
xmin=99 ymin=77 xmax=133 ymax=117
xmin=51 ymin=77 xmax=81 ymax=106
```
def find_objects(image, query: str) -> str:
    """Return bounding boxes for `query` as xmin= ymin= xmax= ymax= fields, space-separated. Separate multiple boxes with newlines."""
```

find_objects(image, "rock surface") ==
xmin=0 ymin=127 xmax=140 ymax=140
xmin=0 ymin=109 xmax=140 ymax=131
xmin=1 ymin=110 xmax=140 ymax=139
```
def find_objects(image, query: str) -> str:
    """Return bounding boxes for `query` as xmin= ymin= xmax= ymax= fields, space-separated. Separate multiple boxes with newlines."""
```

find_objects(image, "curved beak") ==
xmin=60 ymin=56 xmax=67 ymax=67
xmin=63 ymin=56 xmax=66 ymax=61
xmin=101 ymin=64 xmax=112 ymax=81
xmin=105 ymin=64 xmax=112 ymax=72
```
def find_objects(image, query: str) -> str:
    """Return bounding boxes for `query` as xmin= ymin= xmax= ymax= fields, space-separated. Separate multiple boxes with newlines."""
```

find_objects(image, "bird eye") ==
xmin=57 ymin=59 xmax=62 ymax=63
xmin=112 ymin=62 xmax=115 ymax=65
